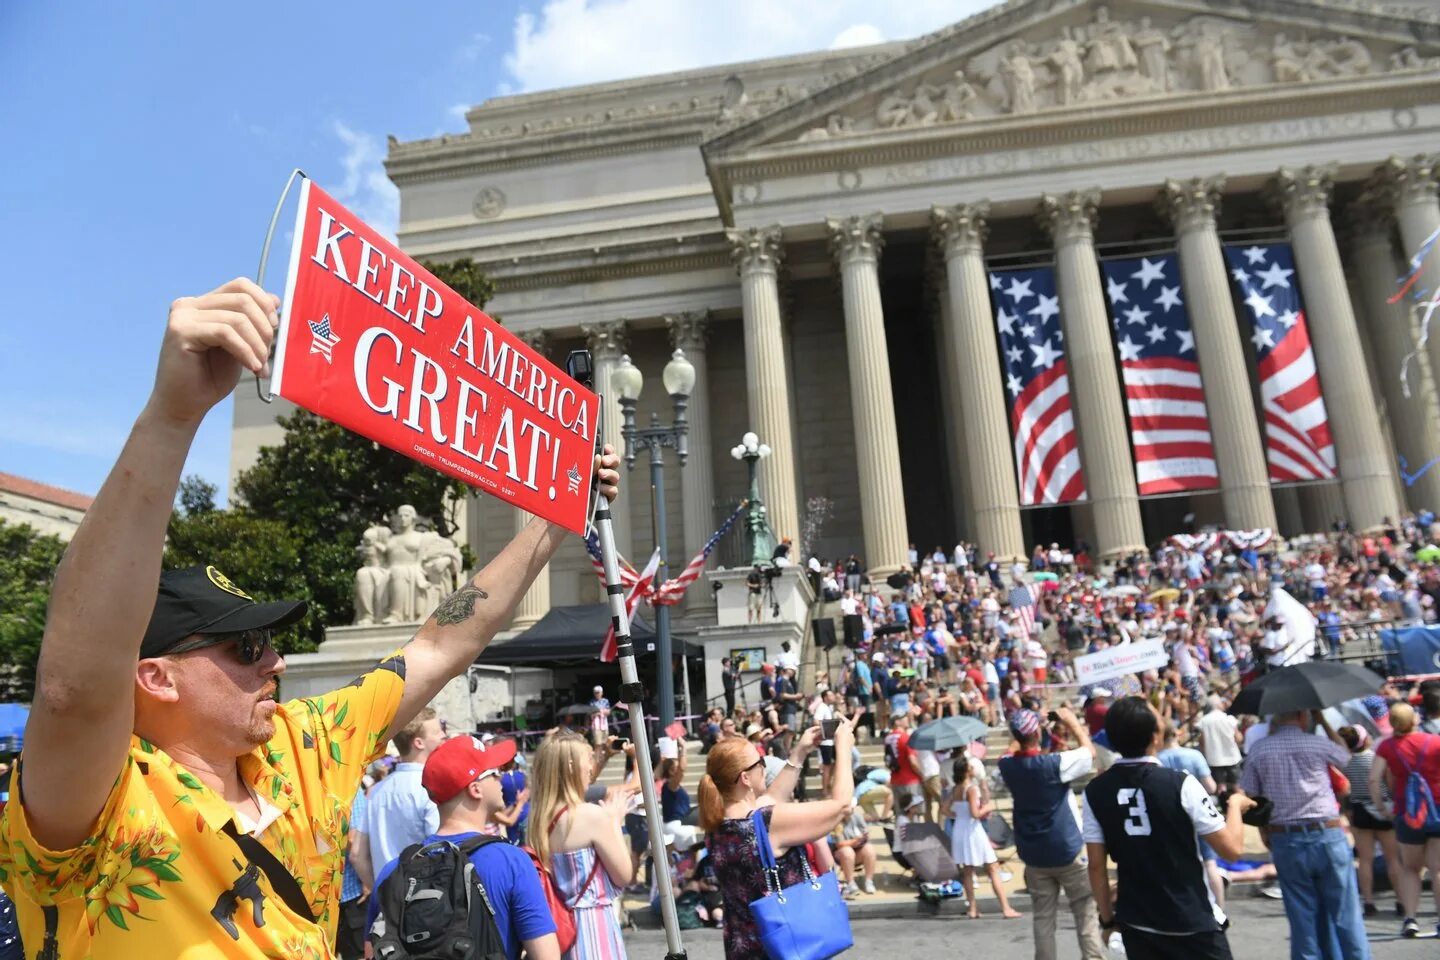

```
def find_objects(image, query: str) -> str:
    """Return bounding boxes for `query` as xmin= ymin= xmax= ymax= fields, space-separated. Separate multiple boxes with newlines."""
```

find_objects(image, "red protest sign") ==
xmin=269 ymin=179 xmax=599 ymax=534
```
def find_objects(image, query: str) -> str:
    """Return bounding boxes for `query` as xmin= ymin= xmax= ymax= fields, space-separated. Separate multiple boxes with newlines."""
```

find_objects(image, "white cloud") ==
xmin=332 ymin=120 xmax=399 ymax=239
xmin=830 ymin=24 xmax=886 ymax=50
xmin=502 ymin=0 xmax=991 ymax=92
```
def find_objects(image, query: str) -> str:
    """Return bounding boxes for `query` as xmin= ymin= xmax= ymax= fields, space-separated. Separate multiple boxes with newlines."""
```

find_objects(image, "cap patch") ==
xmin=206 ymin=565 xmax=252 ymax=600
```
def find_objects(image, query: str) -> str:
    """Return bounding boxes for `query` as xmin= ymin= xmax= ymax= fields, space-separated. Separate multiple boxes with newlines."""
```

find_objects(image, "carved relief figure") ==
xmin=998 ymin=41 xmax=1038 ymax=113
xmin=1050 ymin=30 xmax=1087 ymax=105
xmin=877 ymin=90 xmax=913 ymax=128
xmin=797 ymin=114 xmax=853 ymax=142
xmin=353 ymin=525 xmax=390 ymax=626
xmin=1195 ymin=27 xmax=1231 ymax=92
xmin=382 ymin=504 xmax=430 ymax=624
xmin=1331 ymin=37 xmax=1373 ymax=75
xmin=1084 ymin=6 xmax=1138 ymax=75
xmin=1271 ymin=33 xmax=1306 ymax=82
xmin=908 ymin=83 xmax=941 ymax=125
xmin=1132 ymin=17 xmax=1171 ymax=91
xmin=419 ymin=529 xmax=465 ymax=613
xmin=938 ymin=70 xmax=978 ymax=122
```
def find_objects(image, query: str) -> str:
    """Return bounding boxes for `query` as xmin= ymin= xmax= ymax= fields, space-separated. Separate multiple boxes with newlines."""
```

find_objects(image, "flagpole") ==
xmin=569 ymin=350 xmax=687 ymax=960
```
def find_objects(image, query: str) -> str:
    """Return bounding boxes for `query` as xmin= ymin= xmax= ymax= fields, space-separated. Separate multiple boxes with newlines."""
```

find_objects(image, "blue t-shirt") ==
xmin=501 ymin=770 xmax=530 ymax=842
xmin=662 ymin=783 xmax=692 ymax=821
xmin=889 ymin=602 xmax=910 ymax=626
xmin=1158 ymin=746 xmax=1212 ymax=782
xmin=367 ymin=832 xmax=556 ymax=960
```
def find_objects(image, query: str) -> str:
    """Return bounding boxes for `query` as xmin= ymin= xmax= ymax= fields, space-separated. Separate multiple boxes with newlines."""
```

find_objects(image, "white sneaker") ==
xmin=843 ymin=881 xmax=860 ymax=899
xmin=998 ymin=870 xmax=1013 ymax=882
xmin=1107 ymin=930 xmax=1126 ymax=956
xmin=863 ymin=879 xmax=876 ymax=894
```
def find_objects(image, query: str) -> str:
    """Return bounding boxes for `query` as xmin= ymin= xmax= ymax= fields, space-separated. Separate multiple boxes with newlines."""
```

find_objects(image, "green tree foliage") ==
xmin=0 ymin=520 xmax=68 ymax=701
xmin=163 ymin=496 xmax=314 ymax=654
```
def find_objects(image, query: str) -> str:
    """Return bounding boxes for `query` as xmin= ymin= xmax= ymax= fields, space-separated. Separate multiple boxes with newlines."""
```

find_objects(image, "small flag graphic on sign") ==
xmin=566 ymin=463 xmax=582 ymax=496
xmin=308 ymin=314 xmax=340 ymax=363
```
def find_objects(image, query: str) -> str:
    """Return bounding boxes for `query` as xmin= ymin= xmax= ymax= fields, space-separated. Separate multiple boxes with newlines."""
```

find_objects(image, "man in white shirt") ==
xmin=1195 ymin=695 xmax=1243 ymax=788
xmin=1305 ymin=560 xmax=1328 ymax=600
xmin=839 ymin=590 xmax=860 ymax=617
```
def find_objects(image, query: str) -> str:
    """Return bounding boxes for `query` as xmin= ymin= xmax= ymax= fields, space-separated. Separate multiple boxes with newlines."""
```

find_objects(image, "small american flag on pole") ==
xmin=1008 ymin=581 xmax=1037 ymax=638
xmin=600 ymin=548 xmax=661 ymax=663
xmin=653 ymin=501 xmax=748 ymax=606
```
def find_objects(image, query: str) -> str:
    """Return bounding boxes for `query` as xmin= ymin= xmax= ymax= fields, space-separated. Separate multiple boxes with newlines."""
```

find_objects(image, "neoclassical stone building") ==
xmin=233 ymin=0 xmax=1440 ymax=626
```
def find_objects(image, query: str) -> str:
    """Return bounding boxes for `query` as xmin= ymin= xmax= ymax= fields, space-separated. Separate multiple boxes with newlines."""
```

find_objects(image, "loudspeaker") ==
xmin=813 ymin=618 xmax=837 ymax=650
xmin=843 ymin=614 xmax=864 ymax=649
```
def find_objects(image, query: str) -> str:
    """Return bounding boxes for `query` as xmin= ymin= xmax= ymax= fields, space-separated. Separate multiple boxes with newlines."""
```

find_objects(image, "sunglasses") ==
xmin=171 ymin=628 xmax=274 ymax=664
xmin=735 ymin=758 xmax=764 ymax=784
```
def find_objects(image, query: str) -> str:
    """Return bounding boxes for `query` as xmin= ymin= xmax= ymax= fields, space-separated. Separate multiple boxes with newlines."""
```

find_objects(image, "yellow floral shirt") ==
xmin=0 ymin=652 xmax=407 ymax=959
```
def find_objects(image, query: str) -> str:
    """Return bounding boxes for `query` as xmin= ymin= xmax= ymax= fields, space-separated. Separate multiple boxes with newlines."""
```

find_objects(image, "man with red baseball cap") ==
xmin=368 ymin=736 xmax=558 ymax=960
xmin=0 ymin=279 xmax=617 ymax=959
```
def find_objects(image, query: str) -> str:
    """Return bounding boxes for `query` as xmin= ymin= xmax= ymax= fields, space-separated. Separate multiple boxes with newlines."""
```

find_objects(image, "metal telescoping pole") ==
xmin=589 ymin=410 xmax=687 ymax=960
xmin=651 ymin=443 xmax=676 ymax=730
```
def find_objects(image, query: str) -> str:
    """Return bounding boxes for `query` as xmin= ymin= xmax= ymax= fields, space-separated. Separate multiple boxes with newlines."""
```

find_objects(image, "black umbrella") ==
xmin=1230 ymin=661 xmax=1384 ymax=716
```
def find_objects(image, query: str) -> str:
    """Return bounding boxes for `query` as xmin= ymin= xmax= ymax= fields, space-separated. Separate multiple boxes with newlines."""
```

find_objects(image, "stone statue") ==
xmin=1132 ymin=17 xmax=1171 ymax=91
xmin=382 ymin=504 xmax=431 ymax=624
xmin=1050 ymin=30 xmax=1087 ymax=105
xmin=1196 ymin=27 xmax=1231 ymax=92
xmin=419 ymin=530 xmax=465 ymax=612
xmin=938 ymin=70 xmax=978 ymax=122
xmin=908 ymin=83 xmax=941 ymax=126
xmin=1329 ymin=37 xmax=1372 ymax=75
xmin=998 ymin=42 xmax=1038 ymax=114
xmin=353 ymin=525 xmax=390 ymax=626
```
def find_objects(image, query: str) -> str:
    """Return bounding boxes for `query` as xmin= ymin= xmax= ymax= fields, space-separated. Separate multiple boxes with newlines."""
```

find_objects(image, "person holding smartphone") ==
xmin=813 ymin=690 xmax=839 ymax=793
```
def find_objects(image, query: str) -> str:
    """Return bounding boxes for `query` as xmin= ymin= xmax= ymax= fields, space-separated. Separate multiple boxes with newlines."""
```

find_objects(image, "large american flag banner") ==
xmin=1223 ymin=243 xmax=1336 ymax=483
xmin=1008 ymin=581 xmax=1037 ymax=638
xmin=1099 ymin=255 xmax=1219 ymax=495
xmin=989 ymin=266 xmax=1086 ymax=504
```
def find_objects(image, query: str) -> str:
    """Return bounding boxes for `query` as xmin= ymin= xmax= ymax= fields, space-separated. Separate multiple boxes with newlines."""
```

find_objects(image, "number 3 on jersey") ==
xmin=1116 ymin=787 xmax=1153 ymax=836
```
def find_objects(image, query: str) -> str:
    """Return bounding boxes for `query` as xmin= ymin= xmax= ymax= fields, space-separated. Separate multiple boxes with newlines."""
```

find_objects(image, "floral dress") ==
xmin=707 ymin=807 xmax=810 ymax=960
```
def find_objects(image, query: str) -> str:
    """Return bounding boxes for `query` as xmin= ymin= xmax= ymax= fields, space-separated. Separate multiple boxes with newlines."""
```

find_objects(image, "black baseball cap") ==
xmin=140 ymin=566 xmax=307 ymax=658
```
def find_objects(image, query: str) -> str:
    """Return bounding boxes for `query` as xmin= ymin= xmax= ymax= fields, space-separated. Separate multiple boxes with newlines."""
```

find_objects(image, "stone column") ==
xmin=1349 ymin=192 xmax=1440 ymax=513
xmin=667 ymin=310 xmax=717 ymax=616
xmin=826 ymin=213 xmax=909 ymax=577
xmin=727 ymin=227 xmax=801 ymax=548
xmin=580 ymin=319 xmax=632 ymax=556
xmin=931 ymin=202 xmax=1025 ymax=562
xmin=1158 ymin=177 xmax=1277 ymax=531
xmin=1039 ymin=189 xmax=1146 ymax=558
xmin=1374 ymin=155 xmax=1440 ymax=395
xmin=512 ymin=329 xmax=552 ymax=628
xmin=929 ymin=269 xmax=972 ymax=542
xmin=1270 ymin=166 xmax=1402 ymax=531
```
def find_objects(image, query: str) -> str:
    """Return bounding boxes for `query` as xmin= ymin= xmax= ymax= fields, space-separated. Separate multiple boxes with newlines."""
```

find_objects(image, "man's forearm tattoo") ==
xmin=434 ymin=584 xmax=489 ymax=625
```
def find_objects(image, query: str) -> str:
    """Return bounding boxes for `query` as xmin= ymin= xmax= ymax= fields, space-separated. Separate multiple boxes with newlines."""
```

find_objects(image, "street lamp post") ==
xmin=613 ymin=349 xmax=695 ymax=731
xmin=730 ymin=432 xmax=774 ymax=567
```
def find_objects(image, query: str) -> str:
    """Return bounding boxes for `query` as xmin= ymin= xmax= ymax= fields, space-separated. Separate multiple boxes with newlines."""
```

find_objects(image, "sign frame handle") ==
xmin=254 ymin=168 xmax=308 ymax=404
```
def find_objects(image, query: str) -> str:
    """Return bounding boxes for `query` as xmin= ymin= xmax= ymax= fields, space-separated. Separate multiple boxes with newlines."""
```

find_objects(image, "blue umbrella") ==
xmin=909 ymin=715 xmax=988 ymax=752
xmin=0 ymin=702 xmax=29 ymax=754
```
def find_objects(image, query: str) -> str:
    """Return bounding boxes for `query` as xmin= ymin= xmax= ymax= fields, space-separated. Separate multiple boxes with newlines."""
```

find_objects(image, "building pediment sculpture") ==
xmin=788 ymin=3 xmax=1428 ymax=144
xmin=352 ymin=504 xmax=466 ymax=625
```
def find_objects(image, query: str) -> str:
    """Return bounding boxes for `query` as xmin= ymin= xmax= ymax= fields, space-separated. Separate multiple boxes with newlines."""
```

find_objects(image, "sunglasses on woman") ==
xmin=735 ymin=758 xmax=764 ymax=784
xmin=169 ymin=628 xmax=274 ymax=664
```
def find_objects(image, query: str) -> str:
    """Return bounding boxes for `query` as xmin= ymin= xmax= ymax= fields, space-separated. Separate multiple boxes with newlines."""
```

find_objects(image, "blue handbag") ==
xmin=747 ymin=809 xmax=854 ymax=960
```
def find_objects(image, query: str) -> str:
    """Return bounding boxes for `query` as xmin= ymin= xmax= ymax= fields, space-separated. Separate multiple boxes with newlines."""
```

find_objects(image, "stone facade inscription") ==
xmin=871 ymin=113 xmax=1374 ymax=186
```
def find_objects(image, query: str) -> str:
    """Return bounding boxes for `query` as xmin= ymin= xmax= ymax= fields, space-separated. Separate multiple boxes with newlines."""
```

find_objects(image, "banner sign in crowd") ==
xmin=1099 ymin=254 xmax=1219 ymax=495
xmin=1073 ymin=638 xmax=1170 ymax=685
xmin=1223 ymin=242 xmax=1337 ymax=485
xmin=989 ymin=266 xmax=1087 ymax=506
xmin=270 ymin=179 xmax=600 ymax=534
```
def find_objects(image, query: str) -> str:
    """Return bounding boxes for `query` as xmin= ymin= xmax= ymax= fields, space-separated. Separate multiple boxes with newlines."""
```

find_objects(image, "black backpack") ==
xmin=372 ymin=835 xmax=507 ymax=960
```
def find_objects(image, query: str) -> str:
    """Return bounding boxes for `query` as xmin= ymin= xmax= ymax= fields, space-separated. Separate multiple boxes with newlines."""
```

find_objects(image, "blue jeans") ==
xmin=1268 ymin=828 xmax=1370 ymax=960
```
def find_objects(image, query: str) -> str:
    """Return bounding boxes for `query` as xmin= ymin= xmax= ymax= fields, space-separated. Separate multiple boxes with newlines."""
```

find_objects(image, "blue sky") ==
xmin=0 ymin=0 xmax=977 ymax=502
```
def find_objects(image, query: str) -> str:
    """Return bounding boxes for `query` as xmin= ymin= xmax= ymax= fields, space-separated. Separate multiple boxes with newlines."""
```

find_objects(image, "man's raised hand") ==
xmin=149 ymin=278 xmax=280 ymax=425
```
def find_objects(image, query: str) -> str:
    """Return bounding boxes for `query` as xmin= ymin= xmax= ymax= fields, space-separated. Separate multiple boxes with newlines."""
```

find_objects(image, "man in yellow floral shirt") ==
xmin=0 ymin=278 xmax=619 ymax=958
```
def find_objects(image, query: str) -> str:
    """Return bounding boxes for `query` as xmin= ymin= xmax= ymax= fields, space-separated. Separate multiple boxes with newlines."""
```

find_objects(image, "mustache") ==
xmin=257 ymin=685 xmax=278 ymax=702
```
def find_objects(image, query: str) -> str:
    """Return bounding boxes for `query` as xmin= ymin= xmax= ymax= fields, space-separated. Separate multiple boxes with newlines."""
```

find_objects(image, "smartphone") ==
xmin=821 ymin=719 xmax=840 ymax=741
